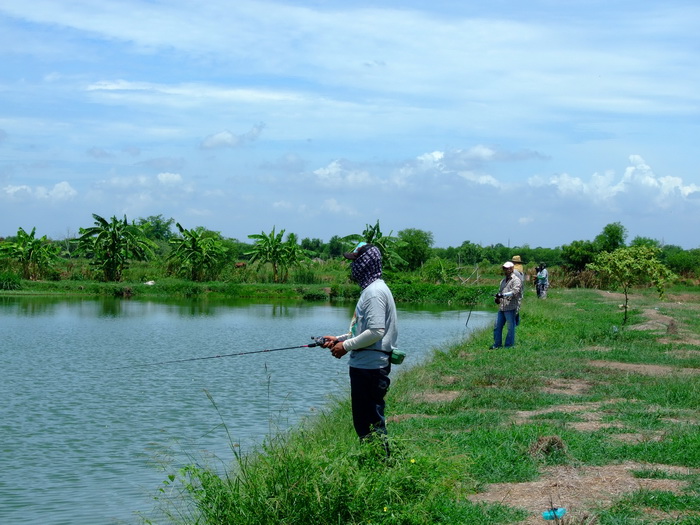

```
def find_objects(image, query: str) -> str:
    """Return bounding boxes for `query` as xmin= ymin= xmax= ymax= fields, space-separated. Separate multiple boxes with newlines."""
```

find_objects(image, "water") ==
xmin=0 ymin=296 xmax=491 ymax=524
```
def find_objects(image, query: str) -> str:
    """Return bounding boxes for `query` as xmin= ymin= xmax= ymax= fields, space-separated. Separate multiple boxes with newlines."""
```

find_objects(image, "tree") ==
xmin=342 ymin=220 xmax=407 ymax=270
xmin=0 ymin=227 xmax=59 ymax=279
xmin=457 ymin=240 xmax=483 ymax=266
xmin=421 ymin=257 xmax=457 ymax=284
xmin=561 ymin=239 xmax=597 ymax=272
xmin=662 ymin=247 xmax=700 ymax=277
xmin=397 ymin=228 xmax=434 ymax=271
xmin=480 ymin=243 xmax=511 ymax=265
xmin=594 ymin=222 xmax=628 ymax=252
xmin=630 ymin=236 xmax=661 ymax=249
xmin=588 ymin=245 xmax=674 ymax=324
xmin=246 ymin=227 xmax=305 ymax=283
xmin=136 ymin=214 xmax=176 ymax=241
xmin=168 ymin=223 xmax=227 ymax=281
xmin=326 ymin=235 xmax=344 ymax=258
xmin=300 ymin=237 xmax=324 ymax=258
xmin=280 ymin=232 xmax=305 ymax=282
xmin=77 ymin=214 xmax=155 ymax=282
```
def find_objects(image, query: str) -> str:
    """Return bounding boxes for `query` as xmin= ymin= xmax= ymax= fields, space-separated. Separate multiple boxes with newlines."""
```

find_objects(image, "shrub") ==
xmin=0 ymin=271 xmax=21 ymax=290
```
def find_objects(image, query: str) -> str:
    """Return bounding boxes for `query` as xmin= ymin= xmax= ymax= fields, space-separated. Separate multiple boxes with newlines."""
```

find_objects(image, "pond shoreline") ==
xmin=1 ymin=278 xmax=499 ymax=308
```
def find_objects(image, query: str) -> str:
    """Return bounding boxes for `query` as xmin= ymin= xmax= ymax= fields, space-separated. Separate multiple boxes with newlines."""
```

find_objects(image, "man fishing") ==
xmin=491 ymin=261 xmax=522 ymax=348
xmin=321 ymin=242 xmax=398 ymax=453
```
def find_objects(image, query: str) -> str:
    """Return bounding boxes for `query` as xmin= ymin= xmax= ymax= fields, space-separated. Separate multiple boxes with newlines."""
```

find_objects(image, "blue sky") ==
xmin=1 ymin=0 xmax=699 ymax=249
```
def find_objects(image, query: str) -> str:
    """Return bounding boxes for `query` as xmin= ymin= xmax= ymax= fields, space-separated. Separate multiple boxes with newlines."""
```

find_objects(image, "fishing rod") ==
xmin=110 ymin=337 xmax=327 ymax=370
xmin=465 ymin=289 xmax=490 ymax=329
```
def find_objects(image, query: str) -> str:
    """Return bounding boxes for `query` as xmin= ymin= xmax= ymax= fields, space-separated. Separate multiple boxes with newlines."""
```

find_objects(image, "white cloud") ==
xmin=157 ymin=172 xmax=183 ymax=185
xmin=456 ymin=171 xmax=502 ymax=188
xmin=530 ymin=155 xmax=700 ymax=213
xmin=2 ymin=185 xmax=32 ymax=198
xmin=272 ymin=200 xmax=293 ymax=210
xmin=321 ymin=198 xmax=357 ymax=215
xmin=46 ymin=181 xmax=78 ymax=200
xmin=200 ymin=124 xmax=265 ymax=149
xmin=2 ymin=181 xmax=77 ymax=201
xmin=313 ymin=160 xmax=377 ymax=188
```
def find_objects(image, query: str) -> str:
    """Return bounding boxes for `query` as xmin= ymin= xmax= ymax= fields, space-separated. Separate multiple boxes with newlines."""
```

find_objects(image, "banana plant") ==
xmin=342 ymin=220 xmax=407 ymax=270
xmin=168 ymin=223 xmax=227 ymax=281
xmin=246 ymin=227 xmax=306 ymax=282
xmin=77 ymin=214 xmax=155 ymax=281
xmin=0 ymin=227 xmax=59 ymax=279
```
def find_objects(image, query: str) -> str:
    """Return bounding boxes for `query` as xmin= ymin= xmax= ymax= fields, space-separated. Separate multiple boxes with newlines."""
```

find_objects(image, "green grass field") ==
xmin=147 ymin=285 xmax=700 ymax=524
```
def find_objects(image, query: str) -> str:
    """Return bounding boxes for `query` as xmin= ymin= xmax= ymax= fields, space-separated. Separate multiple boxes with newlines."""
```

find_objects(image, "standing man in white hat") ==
xmin=492 ymin=261 xmax=522 ymax=348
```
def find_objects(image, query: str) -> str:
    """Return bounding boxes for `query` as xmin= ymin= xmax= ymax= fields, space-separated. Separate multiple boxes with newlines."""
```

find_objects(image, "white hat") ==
xmin=502 ymin=261 xmax=514 ymax=268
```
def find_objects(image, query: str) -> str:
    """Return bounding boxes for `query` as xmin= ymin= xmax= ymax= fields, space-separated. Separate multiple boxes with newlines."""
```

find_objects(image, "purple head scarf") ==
xmin=351 ymin=245 xmax=383 ymax=289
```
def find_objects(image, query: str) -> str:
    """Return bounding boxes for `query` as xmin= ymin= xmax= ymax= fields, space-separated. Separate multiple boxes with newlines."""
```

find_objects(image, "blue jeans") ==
xmin=493 ymin=310 xmax=517 ymax=347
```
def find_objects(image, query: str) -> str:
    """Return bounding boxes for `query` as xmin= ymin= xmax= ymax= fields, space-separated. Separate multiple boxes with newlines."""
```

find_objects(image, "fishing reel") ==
xmin=310 ymin=336 xmax=328 ymax=347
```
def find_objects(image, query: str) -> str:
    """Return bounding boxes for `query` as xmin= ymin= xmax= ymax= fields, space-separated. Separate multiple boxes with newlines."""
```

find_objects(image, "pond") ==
xmin=0 ymin=296 xmax=492 ymax=524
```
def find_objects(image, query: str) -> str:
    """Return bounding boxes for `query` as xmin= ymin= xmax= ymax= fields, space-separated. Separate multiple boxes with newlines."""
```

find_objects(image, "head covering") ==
xmin=502 ymin=261 xmax=515 ymax=269
xmin=349 ymin=244 xmax=382 ymax=289
xmin=343 ymin=242 xmax=370 ymax=260
xmin=511 ymin=255 xmax=522 ymax=263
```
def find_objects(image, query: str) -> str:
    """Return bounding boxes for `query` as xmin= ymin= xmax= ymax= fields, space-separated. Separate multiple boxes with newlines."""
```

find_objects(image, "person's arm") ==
xmin=342 ymin=327 xmax=385 ymax=351
xmin=499 ymin=276 xmax=522 ymax=297
xmin=324 ymin=328 xmax=386 ymax=359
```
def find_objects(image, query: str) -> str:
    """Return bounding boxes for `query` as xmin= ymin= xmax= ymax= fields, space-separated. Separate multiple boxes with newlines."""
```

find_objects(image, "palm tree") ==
xmin=77 ymin=214 xmax=155 ymax=281
xmin=167 ymin=223 xmax=227 ymax=281
xmin=0 ymin=227 xmax=59 ymax=279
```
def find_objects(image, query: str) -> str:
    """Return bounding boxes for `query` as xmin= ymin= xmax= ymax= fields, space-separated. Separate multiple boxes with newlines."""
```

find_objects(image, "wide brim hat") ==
xmin=511 ymin=255 xmax=523 ymax=263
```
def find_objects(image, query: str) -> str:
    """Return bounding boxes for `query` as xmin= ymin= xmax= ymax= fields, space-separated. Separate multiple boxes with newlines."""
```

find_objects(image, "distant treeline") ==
xmin=1 ymin=215 xmax=698 ymax=288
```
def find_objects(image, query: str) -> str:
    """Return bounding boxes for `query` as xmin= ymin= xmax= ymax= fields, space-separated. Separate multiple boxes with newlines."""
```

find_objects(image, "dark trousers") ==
xmin=349 ymin=365 xmax=391 ymax=439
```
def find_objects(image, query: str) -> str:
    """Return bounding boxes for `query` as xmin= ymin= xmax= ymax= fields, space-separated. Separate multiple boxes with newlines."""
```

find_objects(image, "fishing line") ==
xmin=108 ymin=337 xmax=326 ymax=370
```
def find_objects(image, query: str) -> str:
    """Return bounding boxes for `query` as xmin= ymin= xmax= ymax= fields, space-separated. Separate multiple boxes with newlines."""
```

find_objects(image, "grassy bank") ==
xmin=1 ymin=278 xmax=495 ymax=306
xmin=149 ymin=285 xmax=700 ymax=524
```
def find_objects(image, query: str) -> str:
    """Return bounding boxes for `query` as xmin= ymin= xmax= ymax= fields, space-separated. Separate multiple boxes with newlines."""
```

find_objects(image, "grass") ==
xmin=0 ymin=276 xmax=497 ymax=307
xmin=144 ymin=285 xmax=700 ymax=524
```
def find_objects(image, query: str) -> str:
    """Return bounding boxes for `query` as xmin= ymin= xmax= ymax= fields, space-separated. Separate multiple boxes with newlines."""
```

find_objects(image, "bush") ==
xmin=0 ymin=271 xmax=21 ymax=290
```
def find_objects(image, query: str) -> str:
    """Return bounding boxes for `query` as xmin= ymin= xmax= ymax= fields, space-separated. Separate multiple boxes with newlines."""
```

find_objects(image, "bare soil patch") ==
xmin=579 ymin=345 xmax=611 ymax=353
xmin=627 ymin=308 xmax=677 ymax=333
xmin=660 ymin=335 xmax=700 ymax=346
xmin=514 ymin=401 xmax=608 ymax=424
xmin=666 ymin=292 xmax=700 ymax=305
xmin=468 ymin=462 xmax=696 ymax=525
xmin=588 ymin=360 xmax=700 ymax=377
xmin=541 ymin=378 xmax=592 ymax=396
xmin=386 ymin=413 xmax=436 ymax=423
xmin=411 ymin=390 xmax=461 ymax=403
xmin=440 ymin=375 xmax=461 ymax=385
xmin=608 ymin=430 xmax=666 ymax=443
xmin=594 ymin=290 xmax=627 ymax=302
xmin=514 ymin=401 xmax=623 ymax=432
xmin=666 ymin=349 xmax=700 ymax=358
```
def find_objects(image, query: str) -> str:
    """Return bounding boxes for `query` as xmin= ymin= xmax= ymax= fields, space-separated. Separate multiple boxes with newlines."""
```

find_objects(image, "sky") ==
xmin=1 ymin=0 xmax=699 ymax=249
